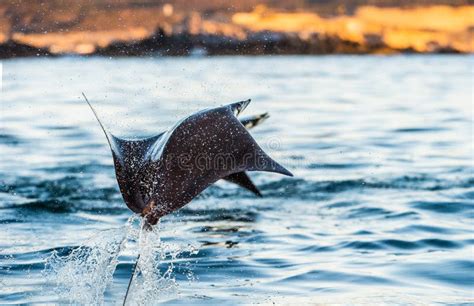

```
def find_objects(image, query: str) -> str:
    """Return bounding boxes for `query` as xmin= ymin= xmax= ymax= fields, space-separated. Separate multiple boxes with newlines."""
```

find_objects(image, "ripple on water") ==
xmin=410 ymin=200 xmax=474 ymax=214
xmin=392 ymin=127 xmax=448 ymax=133
xmin=340 ymin=238 xmax=461 ymax=252
xmin=276 ymin=269 xmax=396 ymax=286
xmin=396 ymin=260 xmax=474 ymax=288
xmin=0 ymin=134 xmax=24 ymax=145
xmin=254 ymin=175 xmax=473 ymax=199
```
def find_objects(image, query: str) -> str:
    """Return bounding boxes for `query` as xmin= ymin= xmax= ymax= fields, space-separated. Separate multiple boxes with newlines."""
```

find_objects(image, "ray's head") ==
xmin=108 ymin=135 xmax=156 ymax=214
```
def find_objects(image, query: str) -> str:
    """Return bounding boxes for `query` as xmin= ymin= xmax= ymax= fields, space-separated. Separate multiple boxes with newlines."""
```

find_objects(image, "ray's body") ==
xmin=84 ymin=94 xmax=292 ymax=225
xmin=82 ymin=94 xmax=292 ymax=304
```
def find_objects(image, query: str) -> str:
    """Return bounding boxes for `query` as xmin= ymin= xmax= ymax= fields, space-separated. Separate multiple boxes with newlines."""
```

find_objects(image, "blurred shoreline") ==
xmin=1 ymin=4 xmax=473 ymax=59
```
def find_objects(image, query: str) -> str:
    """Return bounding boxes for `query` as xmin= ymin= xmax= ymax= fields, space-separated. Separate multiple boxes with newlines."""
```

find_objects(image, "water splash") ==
xmin=125 ymin=218 xmax=199 ymax=305
xmin=43 ymin=215 xmax=199 ymax=304
xmin=43 ymin=226 xmax=129 ymax=303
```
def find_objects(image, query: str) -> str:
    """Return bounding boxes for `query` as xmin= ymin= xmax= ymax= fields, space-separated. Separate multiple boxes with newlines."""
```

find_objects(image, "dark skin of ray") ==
xmin=82 ymin=93 xmax=292 ymax=305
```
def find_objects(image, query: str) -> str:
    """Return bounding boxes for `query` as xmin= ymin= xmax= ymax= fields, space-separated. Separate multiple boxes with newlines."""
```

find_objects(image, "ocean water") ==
xmin=0 ymin=55 xmax=472 ymax=304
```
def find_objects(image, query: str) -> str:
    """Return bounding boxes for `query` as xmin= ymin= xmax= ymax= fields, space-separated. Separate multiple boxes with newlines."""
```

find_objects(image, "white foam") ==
xmin=44 ymin=215 xmax=199 ymax=304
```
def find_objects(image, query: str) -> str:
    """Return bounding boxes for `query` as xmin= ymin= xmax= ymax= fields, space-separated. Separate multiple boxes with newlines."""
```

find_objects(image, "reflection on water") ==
xmin=0 ymin=55 xmax=473 ymax=304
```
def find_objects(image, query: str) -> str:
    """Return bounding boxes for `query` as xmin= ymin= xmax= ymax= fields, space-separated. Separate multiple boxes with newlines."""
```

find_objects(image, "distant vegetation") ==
xmin=0 ymin=0 xmax=472 ymax=58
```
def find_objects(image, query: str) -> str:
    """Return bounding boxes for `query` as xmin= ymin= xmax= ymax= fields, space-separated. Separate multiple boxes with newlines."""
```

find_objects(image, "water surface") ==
xmin=0 ymin=55 xmax=473 ymax=304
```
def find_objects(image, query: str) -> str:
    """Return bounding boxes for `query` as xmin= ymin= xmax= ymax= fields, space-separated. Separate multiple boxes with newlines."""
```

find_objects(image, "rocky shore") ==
xmin=1 ymin=4 xmax=472 ymax=58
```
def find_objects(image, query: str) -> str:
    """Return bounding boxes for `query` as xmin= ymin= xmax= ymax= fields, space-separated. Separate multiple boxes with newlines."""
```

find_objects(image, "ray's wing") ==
xmin=148 ymin=99 xmax=292 ymax=217
xmin=81 ymin=93 xmax=165 ymax=166
xmin=221 ymin=112 xmax=270 ymax=196
xmin=82 ymin=93 xmax=168 ymax=213
xmin=109 ymin=133 xmax=164 ymax=164
xmin=239 ymin=112 xmax=270 ymax=129
xmin=223 ymin=171 xmax=262 ymax=197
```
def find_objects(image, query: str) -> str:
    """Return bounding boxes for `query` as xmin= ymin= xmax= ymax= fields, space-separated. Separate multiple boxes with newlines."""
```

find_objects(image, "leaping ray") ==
xmin=83 ymin=94 xmax=291 ymax=215
xmin=82 ymin=93 xmax=293 ymax=305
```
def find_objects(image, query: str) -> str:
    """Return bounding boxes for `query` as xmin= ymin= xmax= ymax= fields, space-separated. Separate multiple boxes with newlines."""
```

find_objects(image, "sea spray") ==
xmin=43 ymin=223 xmax=131 ymax=304
xmin=125 ymin=217 xmax=199 ymax=304
xmin=43 ymin=215 xmax=199 ymax=304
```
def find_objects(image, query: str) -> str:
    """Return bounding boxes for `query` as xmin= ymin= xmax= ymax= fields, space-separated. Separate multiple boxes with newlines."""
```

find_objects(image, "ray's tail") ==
xmin=123 ymin=254 xmax=140 ymax=306
xmin=81 ymin=92 xmax=113 ymax=149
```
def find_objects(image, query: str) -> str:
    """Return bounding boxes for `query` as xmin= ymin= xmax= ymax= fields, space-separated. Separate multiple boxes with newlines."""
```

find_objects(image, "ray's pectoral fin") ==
xmin=108 ymin=133 xmax=164 ymax=164
xmin=239 ymin=112 xmax=270 ymax=129
xmin=222 ymin=112 xmax=271 ymax=196
xmin=223 ymin=172 xmax=262 ymax=197
xmin=245 ymin=148 xmax=293 ymax=177
xmin=226 ymin=101 xmax=292 ymax=178
xmin=230 ymin=99 xmax=252 ymax=116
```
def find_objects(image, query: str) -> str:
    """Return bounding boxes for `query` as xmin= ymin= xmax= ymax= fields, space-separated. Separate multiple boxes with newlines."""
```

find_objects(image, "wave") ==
xmin=410 ymin=200 xmax=474 ymax=214
xmin=1 ymin=173 xmax=472 ymax=215
xmin=341 ymin=238 xmax=463 ymax=251
xmin=0 ymin=133 xmax=24 ymax=146
xmin=205 ymin=174 xmax=473 ymax=199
